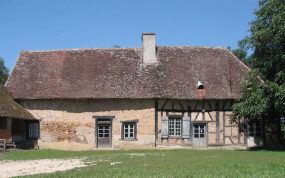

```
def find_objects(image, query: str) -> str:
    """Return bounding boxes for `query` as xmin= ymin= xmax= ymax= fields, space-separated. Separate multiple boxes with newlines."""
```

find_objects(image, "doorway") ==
xmin=193 ymin=123 xmax=207 ymax=148
xmin=96 ymin=118 xmax=112 ymax=148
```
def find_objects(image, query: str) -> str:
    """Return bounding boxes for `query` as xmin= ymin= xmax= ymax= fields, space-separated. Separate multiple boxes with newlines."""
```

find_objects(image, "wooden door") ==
xmin=97 ymin=124 xmax=111 ymax=147
xmin=193 ymin=124 xmax=207 ymax=148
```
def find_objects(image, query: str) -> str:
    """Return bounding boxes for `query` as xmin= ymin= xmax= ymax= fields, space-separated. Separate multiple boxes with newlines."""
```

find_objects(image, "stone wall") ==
xmin=18 ymin=99 xmax=155 ymax=150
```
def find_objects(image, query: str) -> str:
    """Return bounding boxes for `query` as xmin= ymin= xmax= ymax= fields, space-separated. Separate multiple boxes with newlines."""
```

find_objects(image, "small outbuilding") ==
xmin=0 ymin=86 xmax=38 ymax=149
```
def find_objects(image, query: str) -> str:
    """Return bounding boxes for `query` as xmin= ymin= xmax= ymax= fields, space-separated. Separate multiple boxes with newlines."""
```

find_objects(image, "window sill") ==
xmin=120 ymin=138 xmax=138 ymax=141
xmin=168 ymin=136 xmax=182 ymax=139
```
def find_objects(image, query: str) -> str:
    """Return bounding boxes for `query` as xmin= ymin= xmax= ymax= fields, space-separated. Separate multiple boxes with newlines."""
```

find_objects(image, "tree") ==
xmin=0 ymin=57 xmax=9 ymax=85
xmin=113 ymin=44 xmax=121 ymax=48
xmin=232 ymin=0 xmax=285 ymax=139
xmin=247 ymin=0 xmax=285 ymax=81
xmin=232 ymin=70 xmax=268 ymax=120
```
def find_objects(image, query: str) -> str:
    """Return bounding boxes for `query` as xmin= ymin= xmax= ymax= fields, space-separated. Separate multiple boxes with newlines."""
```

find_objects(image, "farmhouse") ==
xmin=4 ymin=33 xmax=279 ymax=150
xmin=0 ymin=86 xmax=38 ymax=149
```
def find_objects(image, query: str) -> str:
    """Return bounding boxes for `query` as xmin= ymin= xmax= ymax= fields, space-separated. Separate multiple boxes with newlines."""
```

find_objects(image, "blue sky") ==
xmin=1 ymin=0 xmax=259 ymax=72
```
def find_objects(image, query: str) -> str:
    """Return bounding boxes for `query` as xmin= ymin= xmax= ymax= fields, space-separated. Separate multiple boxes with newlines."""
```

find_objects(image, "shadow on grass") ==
xmin=236 ymin=145 xmax=285 ymax=152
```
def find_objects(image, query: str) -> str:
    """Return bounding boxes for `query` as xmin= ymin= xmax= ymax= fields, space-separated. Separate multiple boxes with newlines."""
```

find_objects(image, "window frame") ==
xmin=98 ymin=125 xmax=110 ymax=138
xmin=248 ymin=122 xmax=262 ymax=137
xmin=161 ymin=116 xmax=190 ymax=139
xmin=168 ymin=116 xmax=182 ymax=138
xmin=27 ymin=121 xmax=40 ymax=139
xmin=120 ymin=120 xmax=138 ymax=141
xmin=193 ymin=124 xmax=205 ymax=138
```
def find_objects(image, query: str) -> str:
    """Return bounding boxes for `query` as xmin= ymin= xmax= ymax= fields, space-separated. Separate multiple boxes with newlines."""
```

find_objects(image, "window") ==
xmin=169 ymin=118 xmax=181 ymax=136
xmin=28 ymin=122 xmax=39 ymax=138
xmin=161 ymin=116 xmax=190 ymax=138
xmin=98 ymin=125 xmax=110 ymax=138
xmin=248 ymin=122 xmax=262 ymax=137
xmin=124 ymin=123 xmax=134 ymax=138
xmin=194 ymin=124 xmax=205 ymax=138
xmin=121 ymin=121 xmax=137 ymax=141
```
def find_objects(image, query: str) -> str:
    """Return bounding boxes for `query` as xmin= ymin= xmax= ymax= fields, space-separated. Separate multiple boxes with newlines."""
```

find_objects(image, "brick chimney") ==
xmin=142 ymin=33 xmax=156 ymax=63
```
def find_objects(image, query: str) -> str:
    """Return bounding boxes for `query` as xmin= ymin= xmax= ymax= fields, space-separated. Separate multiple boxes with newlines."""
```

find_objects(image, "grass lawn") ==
xmin=1 ymin=149 xmax=285 ymax=178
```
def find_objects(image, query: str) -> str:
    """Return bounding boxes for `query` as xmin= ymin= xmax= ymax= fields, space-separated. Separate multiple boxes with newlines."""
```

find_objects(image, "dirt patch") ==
xmin=0 ymin=158 xmax=89 ymax=177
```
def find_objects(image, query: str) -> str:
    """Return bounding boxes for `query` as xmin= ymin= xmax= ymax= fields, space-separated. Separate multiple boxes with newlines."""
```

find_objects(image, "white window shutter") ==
xmin=182 ymin=117 xmax=191 ymax=138
xmin=161 ymin=116 xmax=169 ymax=138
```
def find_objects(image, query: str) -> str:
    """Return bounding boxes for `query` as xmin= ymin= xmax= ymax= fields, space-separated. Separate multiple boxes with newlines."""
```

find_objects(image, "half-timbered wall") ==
xmin=156 ymin=99 xmax=245 ymax=147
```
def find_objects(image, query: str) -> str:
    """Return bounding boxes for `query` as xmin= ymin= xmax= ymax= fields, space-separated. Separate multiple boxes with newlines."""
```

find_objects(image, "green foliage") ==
xmin=263 ymin=78 xmax=285 ymax=117
xmin=113 ymin=44 xmax=121 ymax=48
xmin=233 ymin=70 xmax=285 ymax=122
xmin=232 ymin=70 xmax=267 ymax=121
xmin=232 ymin=0 xmax=285 ymax=128
xmin=0 ymin=57 xmax=9 ymax=85
xmin=2 ymin=149 xmax=285 ymax=177
xmin=248 ymin=0 xmax=285 ymax=81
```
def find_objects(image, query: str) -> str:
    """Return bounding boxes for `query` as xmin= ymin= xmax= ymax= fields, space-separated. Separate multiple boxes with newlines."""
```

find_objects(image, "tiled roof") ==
xmin=5 ymin=46 xmax=250 ymax=99
xmin=0 ymin=86 xmax=36 ymax=120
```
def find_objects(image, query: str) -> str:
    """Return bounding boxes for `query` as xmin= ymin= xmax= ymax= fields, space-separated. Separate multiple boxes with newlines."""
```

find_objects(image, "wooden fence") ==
xmin=0 ymin=139 xmax=16 ymax=152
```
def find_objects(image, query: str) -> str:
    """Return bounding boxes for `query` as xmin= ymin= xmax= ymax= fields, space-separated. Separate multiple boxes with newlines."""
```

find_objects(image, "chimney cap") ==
xmin=142 ymin=33 xmax=156 ymax=35
xmin=142 ymin=33 xmax=156 ymax=40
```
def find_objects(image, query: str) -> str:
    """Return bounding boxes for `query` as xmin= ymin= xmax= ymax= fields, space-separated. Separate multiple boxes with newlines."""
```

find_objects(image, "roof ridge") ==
xmin=20 ymin=46 xmax=227 ymax=53
xmin=157 ymin=45 xmax=225 ymax=49
xmin=20 ymin=47 xmax=142 ymax=53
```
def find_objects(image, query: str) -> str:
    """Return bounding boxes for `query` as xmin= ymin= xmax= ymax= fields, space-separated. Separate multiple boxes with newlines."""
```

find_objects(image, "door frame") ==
xmin=192 ymin=122 xmax=208 ymax=148
xmin=93 ymin=116 xmax=115 ymax=148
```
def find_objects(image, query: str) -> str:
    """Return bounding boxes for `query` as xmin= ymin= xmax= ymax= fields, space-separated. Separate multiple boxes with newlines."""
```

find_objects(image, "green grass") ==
xmin=1 ymin=149 xmax=285 ymax=177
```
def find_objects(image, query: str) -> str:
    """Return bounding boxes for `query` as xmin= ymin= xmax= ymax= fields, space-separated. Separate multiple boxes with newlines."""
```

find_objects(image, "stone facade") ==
xmin=19 ymin=99 xmax=155 ymax=150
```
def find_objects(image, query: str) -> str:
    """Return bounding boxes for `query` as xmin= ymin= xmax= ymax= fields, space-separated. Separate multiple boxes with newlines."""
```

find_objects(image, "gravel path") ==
xmin=0 ymin=159 xmax=88 ymax=178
